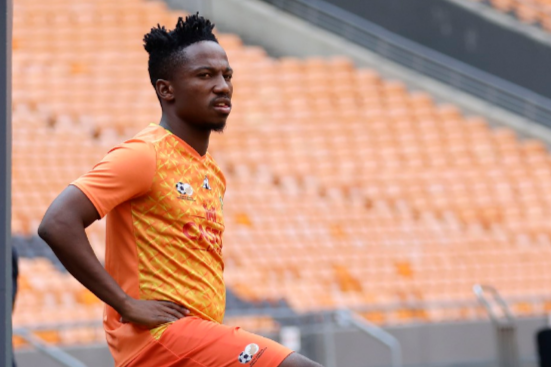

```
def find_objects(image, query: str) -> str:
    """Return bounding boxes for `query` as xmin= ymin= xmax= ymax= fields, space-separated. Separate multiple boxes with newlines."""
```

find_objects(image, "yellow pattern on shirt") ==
xmin=129 ymin=128 xmax=226 ymax=334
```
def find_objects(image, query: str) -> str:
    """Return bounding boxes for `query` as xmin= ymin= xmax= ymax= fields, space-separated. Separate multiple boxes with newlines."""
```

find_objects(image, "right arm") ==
xmin=38 ymin=141 xmax=190 ymax=328
xmin=38 ymin=186 xmax=188 ymax=327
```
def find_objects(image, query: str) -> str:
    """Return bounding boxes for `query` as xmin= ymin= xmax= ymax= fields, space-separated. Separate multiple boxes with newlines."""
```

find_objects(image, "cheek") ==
xmin=175 ymin=89 xmax=205 ymax=112
xmin=177 ymin=85 xmax=210 ymax=105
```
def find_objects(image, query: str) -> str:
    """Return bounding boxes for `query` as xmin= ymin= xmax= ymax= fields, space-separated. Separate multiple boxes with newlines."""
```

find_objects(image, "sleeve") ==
xmin=71 ymin=139 xmax=157 ymax=219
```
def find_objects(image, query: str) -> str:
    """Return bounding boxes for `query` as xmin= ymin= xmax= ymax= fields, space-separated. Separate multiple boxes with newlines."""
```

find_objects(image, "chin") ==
xmin=200 ymin=121 xmax=226 ymax=133
xmin=210 ymin=118 xmax=227 ymax=132
xmin=190 ymin=116 xmax=227 ymax=132
xmin=212 ymin=126 xmax=226 ymax=133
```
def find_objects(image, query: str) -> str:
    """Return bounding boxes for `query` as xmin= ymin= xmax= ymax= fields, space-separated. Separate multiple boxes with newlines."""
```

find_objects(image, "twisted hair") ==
xmin=143 ymin=13 xmax=218 ymax=87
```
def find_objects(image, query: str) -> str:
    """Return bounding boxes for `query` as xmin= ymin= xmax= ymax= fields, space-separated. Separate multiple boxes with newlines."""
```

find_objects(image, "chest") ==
xmin=148 ymin=153 xmax=225 ymax=227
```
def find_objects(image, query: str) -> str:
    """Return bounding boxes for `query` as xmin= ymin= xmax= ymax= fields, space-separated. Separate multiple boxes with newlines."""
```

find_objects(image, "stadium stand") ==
xmin=470 ymin=0 xmax=551 ymax=29
xmin=12 ymin=257 xmax=104 ymax=347
xmin=11 ymin=0 xmax=551 ymax=354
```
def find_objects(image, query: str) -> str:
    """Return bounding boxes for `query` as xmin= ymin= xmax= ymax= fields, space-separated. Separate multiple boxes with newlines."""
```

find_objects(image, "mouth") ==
xmin=212 ymin=99 xmax=232 ymax=115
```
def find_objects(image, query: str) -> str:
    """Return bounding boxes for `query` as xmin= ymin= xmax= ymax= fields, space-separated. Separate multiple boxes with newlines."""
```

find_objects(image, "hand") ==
xmin=119 ymin=298 xmax=190 ymax=328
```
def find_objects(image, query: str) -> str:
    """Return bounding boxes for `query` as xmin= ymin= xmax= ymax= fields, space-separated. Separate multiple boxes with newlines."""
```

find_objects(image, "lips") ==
xmin=212 ymin=98 xmax=232 ymax=115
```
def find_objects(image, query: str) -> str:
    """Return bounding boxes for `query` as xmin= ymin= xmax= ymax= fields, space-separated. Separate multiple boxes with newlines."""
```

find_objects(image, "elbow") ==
xmin=37 ymin=215 xmax=54 ymax=243
xmin=37 ymin=185 xmax=95 ymax=246
xmin=38 ymin=210 xmax=66 ymax=246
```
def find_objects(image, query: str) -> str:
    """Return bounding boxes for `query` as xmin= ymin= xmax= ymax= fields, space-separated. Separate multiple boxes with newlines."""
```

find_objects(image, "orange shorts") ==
xmin=126 ymin=317 xmax=293 ymax=367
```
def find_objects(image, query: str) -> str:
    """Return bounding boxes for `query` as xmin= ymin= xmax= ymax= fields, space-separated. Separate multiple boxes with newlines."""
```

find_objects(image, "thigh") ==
xmin=127 ymin=317 xmax=293 ymax=367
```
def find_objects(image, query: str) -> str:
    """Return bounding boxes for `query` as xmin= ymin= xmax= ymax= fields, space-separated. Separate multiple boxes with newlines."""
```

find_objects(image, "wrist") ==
xmin=114 ymin=293 xmax=133 ymax=316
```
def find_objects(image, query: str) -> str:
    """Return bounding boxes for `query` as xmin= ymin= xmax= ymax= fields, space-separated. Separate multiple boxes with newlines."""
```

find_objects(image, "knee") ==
xmin=278 ymin=352 xmax=324 ymax=367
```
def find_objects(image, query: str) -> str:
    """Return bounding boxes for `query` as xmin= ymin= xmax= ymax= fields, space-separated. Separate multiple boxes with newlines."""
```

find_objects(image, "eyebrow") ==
xmin=192 ymin=66 xmax=233 ymax=73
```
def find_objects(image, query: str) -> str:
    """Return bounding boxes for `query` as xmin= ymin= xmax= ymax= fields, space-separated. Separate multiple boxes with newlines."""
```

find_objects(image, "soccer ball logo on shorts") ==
xmin=175 ymin=182 xmax=193 ymax=196
xmin=238 ymin=343 xmax=259 ymax=364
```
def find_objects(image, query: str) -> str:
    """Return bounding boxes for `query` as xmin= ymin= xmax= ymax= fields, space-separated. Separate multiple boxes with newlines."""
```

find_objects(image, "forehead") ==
xmin=180 ymin=41 xmax=230 ymax=70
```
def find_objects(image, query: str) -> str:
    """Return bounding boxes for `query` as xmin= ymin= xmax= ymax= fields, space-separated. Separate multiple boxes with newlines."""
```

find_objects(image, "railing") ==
xmin=261 ymin=0 xmax=551 ymax=128
xmin=473 ymin=285 xmax=520 ymax=367
xmin=336 ymin=309 xmax=402 ymax=367
xmin=13 ymin=328 xmax=87 ymax=367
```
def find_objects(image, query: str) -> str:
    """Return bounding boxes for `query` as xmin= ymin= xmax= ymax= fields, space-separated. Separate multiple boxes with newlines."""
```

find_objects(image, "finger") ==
xmin=169 ymin=303 xmax=190 ymax=316
xmin=159 ymin=301 xmax=190 ymax=316
xmin=158 ymin=314 xmax=179 ymax=324
xmin=160 ymin=305 xmax=187 ymax=320
xmin=161 ymin=316 xmax=178 ymax=323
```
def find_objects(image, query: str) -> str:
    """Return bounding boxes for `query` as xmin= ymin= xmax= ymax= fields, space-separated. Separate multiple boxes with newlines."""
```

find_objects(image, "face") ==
xmin=157 ymin=41 xmax=233 ymax=132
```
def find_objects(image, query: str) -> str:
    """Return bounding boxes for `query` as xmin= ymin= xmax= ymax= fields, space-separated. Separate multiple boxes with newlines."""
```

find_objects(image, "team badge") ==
xmin=175 ymin=182 xmax=193 ymax=196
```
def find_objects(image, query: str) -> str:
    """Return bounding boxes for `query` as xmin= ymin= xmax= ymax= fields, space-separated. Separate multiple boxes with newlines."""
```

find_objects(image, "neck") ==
xmin=159 ymin=112 xmax=211 ymax=157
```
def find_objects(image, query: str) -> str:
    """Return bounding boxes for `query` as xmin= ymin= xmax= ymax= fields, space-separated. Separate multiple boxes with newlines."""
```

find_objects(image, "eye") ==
xmin=224 ymin=74 xmax=233 ymax=81
xmin=199 ymin=73 xmax=211 ymax=78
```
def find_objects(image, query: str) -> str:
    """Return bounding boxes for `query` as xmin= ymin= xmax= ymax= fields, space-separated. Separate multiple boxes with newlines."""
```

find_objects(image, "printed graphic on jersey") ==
xmin=238 ymin=344 xmax=259 ymax=364
xmin=202 ymin=176 xmax=211 ymax=190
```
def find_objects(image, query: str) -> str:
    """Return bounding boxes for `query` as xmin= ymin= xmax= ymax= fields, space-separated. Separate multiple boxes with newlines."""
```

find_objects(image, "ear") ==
xmin=155 ymin=79 xmax=174 ymax=102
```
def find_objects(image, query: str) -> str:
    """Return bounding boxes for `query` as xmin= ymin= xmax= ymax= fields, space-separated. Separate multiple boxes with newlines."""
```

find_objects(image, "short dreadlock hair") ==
xmin=143 ymin=13 xmax=218 ymax=88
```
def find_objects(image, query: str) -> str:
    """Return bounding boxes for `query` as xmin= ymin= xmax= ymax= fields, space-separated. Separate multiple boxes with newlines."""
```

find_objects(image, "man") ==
xmin=38 ymin=14 xmax=322 ymax=367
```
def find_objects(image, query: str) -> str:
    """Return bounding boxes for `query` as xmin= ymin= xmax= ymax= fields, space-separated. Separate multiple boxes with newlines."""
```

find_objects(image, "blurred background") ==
xmin=7 ymin=0 xmax=551 ymax=366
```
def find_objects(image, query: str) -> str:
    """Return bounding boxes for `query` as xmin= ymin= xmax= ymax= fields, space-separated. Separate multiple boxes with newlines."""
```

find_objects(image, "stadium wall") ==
xmin=318 ymin=317 xmax=544 ymax=367
xmin=309 ymin=0 xmax=551 ymax=101
xmin=15 ymin=344 xmax=114 ymax=367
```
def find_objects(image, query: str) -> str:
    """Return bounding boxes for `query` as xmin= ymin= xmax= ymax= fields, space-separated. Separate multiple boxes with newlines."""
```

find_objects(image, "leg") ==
xmin=127 ymin=316 xmax=294 ymax=367
xmin=278 ymin=352 xmax=323 ymax=367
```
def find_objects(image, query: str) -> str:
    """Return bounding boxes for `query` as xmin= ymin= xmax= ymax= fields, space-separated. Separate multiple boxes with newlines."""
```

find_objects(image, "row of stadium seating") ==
xmin=219 ymin=167 xmax=551 ymax=318
xmin=12 ymin=254 xmax=281 ymax=348
xmin=471 ymin=0 xmax=551 ymax=29
xmin=11 ymin=0 xmax=551 ymax=348
xmin=12 ymin=258 xmax=105 ymax=347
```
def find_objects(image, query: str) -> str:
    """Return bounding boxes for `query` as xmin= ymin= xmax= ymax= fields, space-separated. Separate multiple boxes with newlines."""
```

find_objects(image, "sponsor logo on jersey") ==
xmin=182 ymin=221 xmax=222 ymax=255
xmin=203 ymin=203 xmax=217 ymax=222
xmin=202 ymin=176 xmax=211 ymax=190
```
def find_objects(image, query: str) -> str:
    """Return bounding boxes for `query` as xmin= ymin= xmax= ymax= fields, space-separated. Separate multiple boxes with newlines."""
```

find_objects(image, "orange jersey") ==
xmin=72 ymin=124 xmax=226 ymax=367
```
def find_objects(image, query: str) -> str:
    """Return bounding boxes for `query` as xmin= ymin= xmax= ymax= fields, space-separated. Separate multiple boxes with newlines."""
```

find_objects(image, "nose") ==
xmin=213 ymin=75 xmax=231 ymax=95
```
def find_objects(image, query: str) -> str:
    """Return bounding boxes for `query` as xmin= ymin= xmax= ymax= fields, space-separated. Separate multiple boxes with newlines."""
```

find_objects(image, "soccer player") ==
xmin=38 ymin=14 xmax=323 ymax=367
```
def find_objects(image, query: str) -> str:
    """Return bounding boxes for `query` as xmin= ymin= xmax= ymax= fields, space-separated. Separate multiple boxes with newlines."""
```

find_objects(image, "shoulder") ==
xmin=102 ymin=140 xmax=156 ymax=171
xmin=106 ymin=124 xmax=168 ymax=162
xmin=131 ymin=124 xmax=171 ymax=145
